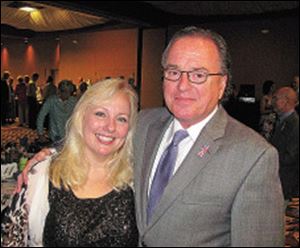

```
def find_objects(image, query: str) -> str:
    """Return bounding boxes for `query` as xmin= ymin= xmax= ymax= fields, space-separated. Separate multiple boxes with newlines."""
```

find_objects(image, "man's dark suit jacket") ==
xmin=271 ymin=111 xmax=299 ymax=199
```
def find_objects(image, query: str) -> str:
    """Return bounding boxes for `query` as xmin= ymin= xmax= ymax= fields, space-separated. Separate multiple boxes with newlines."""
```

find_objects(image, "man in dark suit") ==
xmin=271 ymin=87 xmax=299 ymax=201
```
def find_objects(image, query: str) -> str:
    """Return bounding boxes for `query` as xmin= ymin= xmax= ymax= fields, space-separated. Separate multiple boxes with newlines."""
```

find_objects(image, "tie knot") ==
xmin=172 ymin=130 xmax=188 ymax=146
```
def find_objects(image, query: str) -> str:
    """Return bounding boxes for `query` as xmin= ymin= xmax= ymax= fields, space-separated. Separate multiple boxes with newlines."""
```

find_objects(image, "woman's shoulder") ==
xmin=28 ymin=156 xmax=52 ymax=178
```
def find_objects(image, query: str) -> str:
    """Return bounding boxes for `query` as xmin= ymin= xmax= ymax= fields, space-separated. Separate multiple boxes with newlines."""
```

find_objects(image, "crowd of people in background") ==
xmin=1 ymin=69 xmax=298 ymax=143
xmin=1 ymin=71 xmax=139 ymax=148
xmin=1 ymin=71 xmax=92 ymax=131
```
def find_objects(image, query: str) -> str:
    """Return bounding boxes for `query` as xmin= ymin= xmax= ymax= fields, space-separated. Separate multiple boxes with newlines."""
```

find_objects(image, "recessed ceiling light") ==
xmin=8 ymin=1 xmax=44 ymax=11
xmin=261 ymin=29 xmax=270 ymax=34
xmin=19 ymin=6 xmax=37 ymax=12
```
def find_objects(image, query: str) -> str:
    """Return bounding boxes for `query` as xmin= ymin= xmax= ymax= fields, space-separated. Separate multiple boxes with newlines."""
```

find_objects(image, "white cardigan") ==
xmin=27 ymin=158 xmax=51 ymax=247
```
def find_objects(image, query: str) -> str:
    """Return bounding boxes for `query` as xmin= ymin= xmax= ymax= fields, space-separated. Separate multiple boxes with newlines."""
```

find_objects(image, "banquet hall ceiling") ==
xmin=1 ymin=1 xmax=109 ymax=32
xmin=1 ymin=1 xmax=299 ymax=38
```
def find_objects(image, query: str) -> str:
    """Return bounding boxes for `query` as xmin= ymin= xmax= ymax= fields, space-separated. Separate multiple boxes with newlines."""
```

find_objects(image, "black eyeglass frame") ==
xmin=162 ymin=68 xmax=225 ymax=85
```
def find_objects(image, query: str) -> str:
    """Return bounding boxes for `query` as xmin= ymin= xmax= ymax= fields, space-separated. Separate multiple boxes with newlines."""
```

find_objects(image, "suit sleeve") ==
xmin=231 ymin=146 xmax=285 ymax=247
xmin=279 ymin=123 xmax=299 ymax=168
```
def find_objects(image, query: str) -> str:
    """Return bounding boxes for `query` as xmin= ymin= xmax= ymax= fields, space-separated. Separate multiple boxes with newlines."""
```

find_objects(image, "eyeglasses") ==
xmin=163 ymin=68 xmax=225 ymax=84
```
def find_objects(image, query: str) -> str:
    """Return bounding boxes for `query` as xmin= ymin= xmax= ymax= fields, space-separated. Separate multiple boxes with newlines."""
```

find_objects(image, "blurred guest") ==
xmin=291 ymin=75 xmax=299 ymax=114
xmin=27 ymin=73 xmax=39 ymax=129
xmin=43 ymin=76 xmax=57 ymax=101
xmin=77 ymin=81 xmax=88 ymax=99
xmin=36 ymin=80 xmax=78 ymax=143
xmin=271 ymin=87 xmax=299 ymax=202
xmin=7 ymin=77 xmax=16 ymax=124
xmin=259 ymin=80 xmax=276 ymax=140
xmin=1 ymin=71 xmax=10 ymax=125
xmin=15 ymin=76 xmax=28 ymax=127
xmin=291 ymin=75 xmax=299 ymax=93
xmin=24 ymin=75 xmax=30 ymax=86
xmin=42 ymin=76 xmax=57 ymax=130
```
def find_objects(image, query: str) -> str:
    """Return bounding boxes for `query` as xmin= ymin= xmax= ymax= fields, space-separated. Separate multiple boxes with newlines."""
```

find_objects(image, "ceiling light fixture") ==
xmin=261 ymin=29 xmax=270 ymax=34
xmin=19 ymin=6 xmax=37 ymax=12
xmin=7 ymin=1 xmax=44 ymax=11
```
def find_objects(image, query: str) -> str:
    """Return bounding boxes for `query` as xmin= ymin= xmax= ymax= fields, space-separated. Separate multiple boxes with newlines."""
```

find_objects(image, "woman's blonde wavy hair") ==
xmin=49 ymin=78 xmax=138 ymax=191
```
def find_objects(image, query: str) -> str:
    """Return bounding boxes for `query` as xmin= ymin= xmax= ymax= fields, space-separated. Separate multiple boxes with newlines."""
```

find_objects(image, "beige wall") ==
xmin=1 ymin=28 xmax=167 ymax=108
xmin=141 ymin=29 xmax=166 ymax=109
xmin=168 ymin=15 xmax=299 ymax=99
xmin=1 ymin=38 xmax=57 ymax=84
xmin=58 ymin=29 xmax=137 ymax=83
xmin=1 ymin=29 xmax=137 ymax=86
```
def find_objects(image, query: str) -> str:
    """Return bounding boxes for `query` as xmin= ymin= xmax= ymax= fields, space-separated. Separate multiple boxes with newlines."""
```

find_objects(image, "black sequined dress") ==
xmin=43 ymin=182 xmax=138 ymax=247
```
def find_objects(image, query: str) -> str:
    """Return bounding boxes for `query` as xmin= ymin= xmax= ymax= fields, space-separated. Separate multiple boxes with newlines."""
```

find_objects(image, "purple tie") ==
xmin=147 ymin=129 xmax=188 ymax=222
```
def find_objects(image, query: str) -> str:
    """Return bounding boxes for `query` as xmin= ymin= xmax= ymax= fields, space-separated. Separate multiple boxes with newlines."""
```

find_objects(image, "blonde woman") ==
xmin=2 ymin=78 xmax=139 ymax=247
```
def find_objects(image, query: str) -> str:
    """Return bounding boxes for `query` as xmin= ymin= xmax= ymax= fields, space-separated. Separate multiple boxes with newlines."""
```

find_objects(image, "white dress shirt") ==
xmin=148 ymin=106 xmax=218 ymax=194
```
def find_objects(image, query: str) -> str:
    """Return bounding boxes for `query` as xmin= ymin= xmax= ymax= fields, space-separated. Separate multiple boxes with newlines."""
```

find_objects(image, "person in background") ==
xmin=36 ymin=80 xmax=78 ymax=143
xmin=70 ymin=81 xmax=78 ymax=97
xmin=259 ymin=80 xmax=276 ymax=140
xmin=35 ymin=75 xmax=44 ymax=113
xmin=271 ymin=87 xmax=299 ymax=204
xmin=291 ymin=75 xmax=299 ymax=114
xmin=291 ymin=75 xmax=299 ymax=93
xmin=27 ymin=72 xmax=39 ymax=129
xmin=42 ymin=75 xmax=57 ymax=130
xmin=6 ymin=76 xmax=16 ymax=124
xmin=1 ymin=78 xmax=139 ymax=247
xmin=1 ymin=71 xmax=10 ymax=125
xmin=24 ymin=74 xmax=30 ymax=86
xmin=15 ymin=76 xmax=28 ymax=127
xmin=43 ymin=75 xmax=57 ymax=101
xmin=77 ymin=81 xmax=89 ymax=99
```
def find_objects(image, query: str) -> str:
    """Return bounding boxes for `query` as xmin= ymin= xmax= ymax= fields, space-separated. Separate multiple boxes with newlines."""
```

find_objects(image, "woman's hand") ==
xmin=15 ymin=148 xmax=55 ymax=193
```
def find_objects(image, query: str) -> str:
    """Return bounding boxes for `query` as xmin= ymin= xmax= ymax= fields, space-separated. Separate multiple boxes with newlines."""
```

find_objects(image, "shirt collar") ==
xmin=278 ymin=110 xmax=294 ymax=123
xmin=172 ymin=106 xmax=218 ymax=142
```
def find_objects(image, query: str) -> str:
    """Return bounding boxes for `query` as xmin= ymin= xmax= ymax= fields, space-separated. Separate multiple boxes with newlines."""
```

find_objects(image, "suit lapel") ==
xmin=145 ymin=107 xmax=228 ymax=229
xmin=272 ymin=112 xmax=297 ymax=141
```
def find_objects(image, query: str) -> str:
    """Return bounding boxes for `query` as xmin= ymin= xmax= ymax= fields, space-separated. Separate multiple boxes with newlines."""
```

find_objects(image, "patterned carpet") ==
xmin=1 ymin=124 xmax=299 ymax=247
xmin=1 ymin=124 xmax=41 ymax=146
